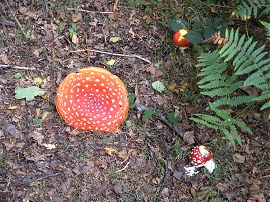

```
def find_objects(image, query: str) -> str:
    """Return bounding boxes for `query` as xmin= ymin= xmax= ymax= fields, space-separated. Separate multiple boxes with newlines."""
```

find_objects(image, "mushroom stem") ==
xmin=203 ymin=159 xmax=216 ymax=173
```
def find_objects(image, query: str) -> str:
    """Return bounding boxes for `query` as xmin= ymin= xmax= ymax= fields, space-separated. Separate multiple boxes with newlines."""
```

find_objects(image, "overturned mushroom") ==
xmin=56 ymin=67 xmax=129 ymax=132
xmin=184 ymin=145 xmax=216 ymax=176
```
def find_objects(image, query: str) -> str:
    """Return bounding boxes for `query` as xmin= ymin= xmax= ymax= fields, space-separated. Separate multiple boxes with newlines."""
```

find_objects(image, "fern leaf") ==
xmin=227 ymin=123 xmax=242 ymax=145
xmin=244 ymin=71 xmax=269 ymax=90
xmin=236 ymin=53 xmax=269 ymax=75
xmin=219 ymin=29 xmax=270 ymax=90
xmin=201 ymin=81 xmax=243 ymax=97
xmin=260 ymin=21 xmax=270 ymax=39
xmin=234 ymin=0 xmax=270 ymax=20
xmin=252 ymin=90 xmax=270 ymax=110
xmin=229 ymin=119 xmax=252 ymax=134
xmin=193 ymin=114 xmax=223 ymax=125
xmin=261 ymin=100 xmax=270 ymax=110
xmin=221 ymin=128 xmax=236 ymax=148
xmin=190 ymin=117 xmax=219 ymax=130
xmin=212 ymin=96 xmax=254 ymax=108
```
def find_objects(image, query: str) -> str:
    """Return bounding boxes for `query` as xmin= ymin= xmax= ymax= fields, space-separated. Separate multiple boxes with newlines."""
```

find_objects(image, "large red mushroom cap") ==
xmin=56 ymin=67 xmax=129 ymax=132
xmin=189 ymin=145 xmax=216 ymax=173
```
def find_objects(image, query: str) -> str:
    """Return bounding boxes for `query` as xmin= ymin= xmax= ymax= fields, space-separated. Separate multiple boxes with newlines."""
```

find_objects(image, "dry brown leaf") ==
xmin=183 ymin=131 xmax=195 ymax=145
xmin=72 ymin=12 xmax=82 ymax=22
xmin=117 ymin=150 xmax=128 ymax=160
xmin=113 ymin=183 xmax=125 ymax=194
xmin=0 ymin=53 xmax=10 ymax=64
xmin=248 ymin=193 xmax=266 ymax=202
xmin=28 ymin=131 xmax=44 ymax=145
xmin=72 ymin=34 xmax=79 ymax=44
xmin=233 ymin=153 xmax=245 ymax=163
xmin=104 ymin=147 xmax=117 ymax=155
xmin=43 ymin=143 xmax=56 ymax=150
xmin=94 ymin=158 xmax=107 ymax=169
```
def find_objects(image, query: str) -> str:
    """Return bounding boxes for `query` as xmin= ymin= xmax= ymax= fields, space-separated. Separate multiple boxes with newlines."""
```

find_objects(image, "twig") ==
xmin=15 ymin=173 xmax=62 ymax=187
xmin=134 ymin=85 xmax=185 ymax=139
xmin=116 ymin=161 xmax=130 ymax=173
xmin=0 ymin=64 xmax=35 ymax=70
xmin=154 ymin=159 xmax=169 ymax=202
xmin=155 ymin=116 xmax=185 ymax=139
xmin=4 ymin=0 xmax=26 ymax=38
xmin=66 ymin=8 xmax=113 ymax=14
xmin=258 ymin=175 xmax=270 ymax=179
xmin=113 ymin=0 xmax=119 ymax=12
xmin=71 ymin=49 xmax=152 ymax=64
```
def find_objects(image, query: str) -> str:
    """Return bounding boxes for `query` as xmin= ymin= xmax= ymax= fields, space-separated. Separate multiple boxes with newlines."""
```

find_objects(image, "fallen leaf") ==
xmin=0 ymin=53 xmax=10 ymax=64
xmin=146 ymin=65 xmax=164 ymax=77
xmin=106 ymin=59 xmax=116 ymax=66
xmin=72 ymin=12 xmax=82 ymax=22
xmin=43 ymin=143 xmax=56 ymax=150
xmin=36 ymin=108 xmax=41 ymax=117
xmin=183 ymin=131 xmax=195 ymax=145
xmin=248 ymin=193 xmax=266 ymax=202
xmin=33 ymin=49 xmax=40 ymax=57
xmin=52 ymin=196 xmax=65 ymax=202
xmin=94 ymin=158 xmax=107 ymax=169
xmin=161 ymin=187 xmax=169 ymax=196
xmin=152 ymin=80 xmax=165 ymax=93
xmin=14 ymin=73 xmax=22 ymax=79
xmin=8 ymin=106 xmax=18 ymax=110
xmin=3 ymin=124 xmax=24 ymax=139
xmin=113 ymin=183 xmax=125 ymax=194
xmin=180 ymin=82 xmax=189 ymax=93
xmin=15 ymin=86 xmax=45 ymax=101
xmin=233 ymin=153 xmax=245 ymax=163
xmin=72 ymin=33 xmax=79 ymax=44
xmin=104 ymin=147 xmax=117 ymax=155
xmin=42 ymin=111 xmax=50 ymax=120
xmin=116 ymin=150 xmax=128 ymax=160
xmin=34 ymin=77 xmax=42 ymax=85
xmin=109 ymin=36 xmax=121 ymax=43
xmin=29 ymin=131 xmax=44 ymax=145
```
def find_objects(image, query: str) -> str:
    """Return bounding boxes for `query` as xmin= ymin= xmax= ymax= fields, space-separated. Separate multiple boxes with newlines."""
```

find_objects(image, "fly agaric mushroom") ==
xmin=184 ymin=145 xmax=216 ymax=176
xmin=56 ymin=67 xmax=129 ymax=132
xmin=173 ymin=29 xmax=191 ymax=47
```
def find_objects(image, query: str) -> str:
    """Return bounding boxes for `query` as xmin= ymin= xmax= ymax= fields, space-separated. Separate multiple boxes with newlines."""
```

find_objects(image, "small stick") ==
xmin=258 ymin=175 xmax=270 ymax=179
xmin=0 ymin=64 xmax=35 ymax=70
xmin=4 ymin=0 xmax=27 ymax=38
xmin=15 ymin=173 xmax=62 ymax=187
xmin=66 ymin=8 xmax=113 ymax=14
xmin=71 ymin=49 xmax=152 ymax=64
xmin=113 ymin=0 xmax=119 ymax=12
xmin=116 ymin=161 xmax=130 ymax=173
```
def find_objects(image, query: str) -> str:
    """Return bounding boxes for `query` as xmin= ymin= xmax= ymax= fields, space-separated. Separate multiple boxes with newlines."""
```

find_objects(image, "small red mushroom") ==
xmin=173 ymin=29 xmax=191 ymax=47
xmin=189 ymin=145 xmax=216 ymax=173
xmin=56 ymin=67 xmax=129 ymax=132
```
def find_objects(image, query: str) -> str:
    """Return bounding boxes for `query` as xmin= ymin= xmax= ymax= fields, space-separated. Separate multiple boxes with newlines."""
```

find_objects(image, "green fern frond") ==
xmin=220 ymin=29 xmax=270 ymax=91
xmin=220 ymin=128 xmax=236 ymax=148
xmin=235 ymin=0 xmax=270 ymax=20
xmin=212 ymin=96 xmax=254 ymax=108
xmin=201 ymin=81 xmax=243 ymax=97
xmin=193 ymin=28 xmax=269 ymax=147
xmin=260 ymin=21 xmax=270 ymax=39
xmin=190 ymin=117 xmax=219 ymax=130
xmin=252 ymin=90 xmax=270 ymax=110
xmin=192 ymin=105 xmax=251 ymax=147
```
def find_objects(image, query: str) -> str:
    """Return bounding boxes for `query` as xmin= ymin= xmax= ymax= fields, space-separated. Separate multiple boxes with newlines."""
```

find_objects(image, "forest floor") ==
xmin=0 ymin=0 xmax=269 ymax=201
